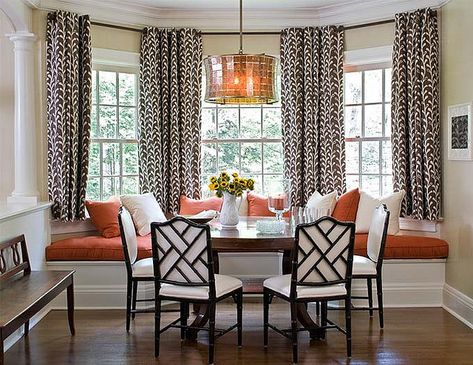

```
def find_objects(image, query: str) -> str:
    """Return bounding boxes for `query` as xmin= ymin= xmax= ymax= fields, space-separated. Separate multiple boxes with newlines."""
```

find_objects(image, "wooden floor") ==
xmin=5 ymin=301 xmax=473 ymax=365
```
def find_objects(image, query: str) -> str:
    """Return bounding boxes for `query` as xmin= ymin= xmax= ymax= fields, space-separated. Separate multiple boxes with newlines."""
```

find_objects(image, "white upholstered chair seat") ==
xmin=132 ymin=258 xmax=154 ymax=277
xmin=159 ymin=274 xmax=242 ymax=300
xmin=352 ymin=255 xmax=377 ymax=276
xmin=263 ymin=274 xmax=347 ymax=299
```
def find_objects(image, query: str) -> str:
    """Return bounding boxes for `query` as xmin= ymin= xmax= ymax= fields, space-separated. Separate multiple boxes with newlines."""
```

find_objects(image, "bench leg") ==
xmin=24 ymin=320 xmax=29 ymax=336
xmin=67 ymin=282 xmax=75 ymax=336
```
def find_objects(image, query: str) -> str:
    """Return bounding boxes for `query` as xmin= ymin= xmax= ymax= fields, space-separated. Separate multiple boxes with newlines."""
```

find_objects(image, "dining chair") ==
xmin=352 ymin=204 xmax=390 ymax=328
xmin=263 ymin=216 xmax=356 ymax=363
xmin=118 ymin=206 xmax=179 ymax=332
xmin=151 ymin=216 xmax=243 ymax=365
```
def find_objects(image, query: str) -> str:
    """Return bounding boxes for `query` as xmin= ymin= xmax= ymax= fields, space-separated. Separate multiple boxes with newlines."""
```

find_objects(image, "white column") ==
xmin=7 ymin=31 xmax=39 ymax=204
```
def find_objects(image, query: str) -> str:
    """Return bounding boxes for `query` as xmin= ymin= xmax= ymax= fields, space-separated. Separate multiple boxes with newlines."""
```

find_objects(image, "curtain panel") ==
xmin=391 ymin=8 xmax=441 ymax=220
xmin=139 ymin=28 xmax=202 ymax=214
xmin=281 ymin=27 xmax=345 ymax=206
xmin=46 ymin=11 xmax=92 ymax=221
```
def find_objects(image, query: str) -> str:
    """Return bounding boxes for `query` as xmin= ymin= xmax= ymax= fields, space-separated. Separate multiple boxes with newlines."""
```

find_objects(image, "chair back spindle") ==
xmin=0 ymin=235 xmax=31 ymax=282
xmin=118 ymin=207 xmax=139 ymax=275
xmin=366 ymin=204 xmax=390 ymax=270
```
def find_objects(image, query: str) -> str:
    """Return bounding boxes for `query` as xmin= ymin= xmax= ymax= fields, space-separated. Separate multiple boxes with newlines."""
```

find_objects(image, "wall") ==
xmin=440 ymin=0 xmax=473 ymax=299
xmin=0 ymin=11 xmax=15 ymax=201
xmin=345 ymin=22 xmax=395 ymax=51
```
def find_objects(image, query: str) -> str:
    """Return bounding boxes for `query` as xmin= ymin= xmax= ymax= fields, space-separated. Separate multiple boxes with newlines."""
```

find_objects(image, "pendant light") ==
xmin=203 ymin=0 xmax=279 ymax=105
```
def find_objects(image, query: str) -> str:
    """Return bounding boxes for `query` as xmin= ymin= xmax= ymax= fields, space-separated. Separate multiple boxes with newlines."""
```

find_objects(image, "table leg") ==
xmin=67 ymin=282 xmax=75 ymax=336
xmin=186 ymin=303 xmax=209 ymax=340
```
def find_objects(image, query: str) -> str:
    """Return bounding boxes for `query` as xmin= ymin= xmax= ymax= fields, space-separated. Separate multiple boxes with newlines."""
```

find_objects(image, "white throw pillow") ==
xmin=120 ymin=193 xmax=167 ymax=236
xmin=355 ymin=190 xmax=405 ymax=235
xmin=306 ymin=190 xmax=338 ymax=215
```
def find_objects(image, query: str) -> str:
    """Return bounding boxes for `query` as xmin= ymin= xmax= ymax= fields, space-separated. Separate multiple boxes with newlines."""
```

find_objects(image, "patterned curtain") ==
xmin=139 ymin=28 xmax=202 ymax=214
xmin=46 ymin=11 xmax=92 ymax=221
xmin=281 ymin=27 xmax=345 ymax=207
xmin=391 ymin=8 xmax=440 ymax=220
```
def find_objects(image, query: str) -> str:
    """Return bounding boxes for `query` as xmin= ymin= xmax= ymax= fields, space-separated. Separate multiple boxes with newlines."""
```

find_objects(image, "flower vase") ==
xmin=219 ymin=192 xmax=239 ymax=228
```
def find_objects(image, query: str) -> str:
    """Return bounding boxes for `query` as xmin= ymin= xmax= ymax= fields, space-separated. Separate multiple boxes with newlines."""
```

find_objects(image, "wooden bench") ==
xmin=0 ymin=235 xmax=75 ymax=365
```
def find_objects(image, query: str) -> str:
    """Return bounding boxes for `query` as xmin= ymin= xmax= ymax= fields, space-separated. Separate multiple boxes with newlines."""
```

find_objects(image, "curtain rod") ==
xmin=90 ymin=18 xmax=395 ymax=34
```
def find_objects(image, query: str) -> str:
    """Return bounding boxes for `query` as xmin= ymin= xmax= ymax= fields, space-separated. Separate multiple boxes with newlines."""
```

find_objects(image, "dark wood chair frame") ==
xmin=118 ymin=207 xmax=178 ymax=332
xmin=263 ymin=217 xmax=356 ymax=363
xmin=0 ymin=235 xmax=74 ymax=365
xmin=151 ymin=216 xmax=243 ymax=365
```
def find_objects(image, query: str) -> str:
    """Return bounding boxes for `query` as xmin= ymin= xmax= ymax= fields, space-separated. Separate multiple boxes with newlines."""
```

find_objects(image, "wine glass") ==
xmin=267 ymin=178 xmax=291 ymax=221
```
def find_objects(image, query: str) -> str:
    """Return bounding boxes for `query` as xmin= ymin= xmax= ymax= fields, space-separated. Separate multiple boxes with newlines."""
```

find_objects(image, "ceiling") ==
xmin=26 ymin=0 xmax=449 ymax=30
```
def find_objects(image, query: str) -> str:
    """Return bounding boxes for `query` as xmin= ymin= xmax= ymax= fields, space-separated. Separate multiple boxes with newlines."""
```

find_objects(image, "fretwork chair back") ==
xmin=118 ymin=206 xmax=156 ymax=331
xmin=263 ymin=216 xmax=356 ymax=363
xmin=352 ymin=204 xmax=390 ymax=328
xmin=151 ymin=216 xmax=243 ymax=365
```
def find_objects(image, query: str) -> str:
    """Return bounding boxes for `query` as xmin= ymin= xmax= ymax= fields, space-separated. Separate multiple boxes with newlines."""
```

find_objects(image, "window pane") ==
xmin=103 ymin=177 xmax=120 ymax=199
xmin=119 ymin=73 xmax=136 ymax=106
xmin=250 ymin=175 xmax=263 ymax=193
xmin=241 ymin=143 xmax=262 ymax=174
xmin=99 ymin=106 xmax=117 ymax=138
xmin=345 ymin=106 xmax=361 ymax=137
xmin=361 ymin=141 xmax=379 ymax=174
xmin=202 ymin=109 xmax=216 ymax=139
xmin=123 ymin=143 xmax=138 ymax=175
xmin=382 ymin=175 xmax=393 ymax=196
xmin=92 ymin=70 xmax=97 ymax=104
xmin=240 ymin=108 xmax=261 ymax=138
xmin=362 ymin=175 xmax=380 ymax=197
xmin=91 ymin=105 xmax=98 ymax=138
xmin=263 ymin=175 xmax=284 ymax=195
xmin=86 ymin=177 xmax=100 ymax=200
xmin=364 ymin=69 xmax=382 ymax=103
xmin=382 ymin=140 xmax=392 ymax=174
xmin=102 ymin=143 xmax=120 ymax=176
xmin=346 ymin=175 xmax=359 ymax=192
xmin=365 ymin=104 xmax=383 ymax=137
xmin=218 ymin=108 xmax=238 ymax=139
xmin=88 ymin=142 xmax=100 ymax=176
xmin=345 ymin=142 xmax=359 ymax=174
xmin=385 ymin=103 xmax=391 ymax=137
xmin=385 ymin=68 xmax=392 ymax=102
xmin=122 ymin=176 xmax=139 ymax=195
xmin=263 ymin=108 xmax=282 ymax=138
xmin=99 ymin=71 xmax=117 ymax=105
xmin=202 ymin=143 xmax=217 ymax=174
xmin=345 ymin=72 xmax=362 ymax=104
xmin=218 ymin=142 xmax=239 ymax=172
xmin=119 ymin=107 xmax=136 ymax=139
xmin=263 ymin=143 xmax=283 ymax=173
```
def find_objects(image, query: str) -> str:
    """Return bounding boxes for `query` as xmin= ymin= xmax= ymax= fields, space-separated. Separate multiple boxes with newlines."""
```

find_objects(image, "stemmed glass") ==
xmin=267 ymin=178 xmax=291 ymax=221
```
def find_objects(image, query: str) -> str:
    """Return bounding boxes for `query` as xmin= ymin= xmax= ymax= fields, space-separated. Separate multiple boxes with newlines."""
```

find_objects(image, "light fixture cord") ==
xmin=239 ymin=0 xmax=243 ymax=54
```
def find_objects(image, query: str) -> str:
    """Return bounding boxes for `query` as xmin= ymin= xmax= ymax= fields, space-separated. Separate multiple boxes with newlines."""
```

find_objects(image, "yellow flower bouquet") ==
xmin=208 ymin=172 xmax=255 ymax=198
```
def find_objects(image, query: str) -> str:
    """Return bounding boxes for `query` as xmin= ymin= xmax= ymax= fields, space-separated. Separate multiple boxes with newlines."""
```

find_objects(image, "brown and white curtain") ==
xmin=391 ymin=8 xmax=441 ymax=220
xmin=46 ymin=11 xmax=92 ymax=221
xmin=281 ymin=27 xmax=345 ymax=206
xmin=139 ymin=28 xmax=202 ymax=214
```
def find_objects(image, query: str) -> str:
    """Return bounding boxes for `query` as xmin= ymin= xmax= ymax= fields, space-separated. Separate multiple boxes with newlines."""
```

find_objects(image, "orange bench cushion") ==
xmin=355 ymin=234 xmax=449 ymax=259
xmin=46 ymin=235 xmax=152 ymax=261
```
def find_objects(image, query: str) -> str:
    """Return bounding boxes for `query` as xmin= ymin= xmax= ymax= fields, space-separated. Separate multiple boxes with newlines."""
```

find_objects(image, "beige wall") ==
xmin=440 ymin=0 xmax=473 ymax=298
xmin=345 ymin=22 xmax=395 ymax=51
xmin=0 ymin=11 xmax=15 ymax=202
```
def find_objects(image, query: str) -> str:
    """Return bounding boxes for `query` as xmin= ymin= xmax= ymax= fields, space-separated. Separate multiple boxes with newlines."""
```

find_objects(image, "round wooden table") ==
xmin=186 ymin=217 xmax=325 ymax=340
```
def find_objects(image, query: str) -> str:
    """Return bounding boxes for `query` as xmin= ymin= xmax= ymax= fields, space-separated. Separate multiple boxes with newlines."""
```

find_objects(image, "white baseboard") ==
xmin=442 ymin=284 xmax=473 ymax=329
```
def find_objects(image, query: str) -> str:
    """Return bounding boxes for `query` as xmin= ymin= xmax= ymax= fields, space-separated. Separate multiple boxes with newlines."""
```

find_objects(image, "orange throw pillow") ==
xmin=85 ymin=197 xmax=121 ymax=238
xmin=332 ymin=188 xmax=360 ymax=222
xmin=247 ymin=192 xmax=290 ymax=217
xmin=179 ymin=195 xmax=223 ymax=215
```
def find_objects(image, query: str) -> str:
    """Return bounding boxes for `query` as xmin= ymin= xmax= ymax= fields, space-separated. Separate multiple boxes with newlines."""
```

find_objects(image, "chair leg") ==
xmin=208 ymin=302 xmax=216 ymax=365
xmin=376 ymin=276 xmax=384 ymax=328
xmin=180 ymin=302 xmax=189 ymax=340
xmin=345 ymin=297 xmax=352 ymax=357
xmin=315 ymin=301 xmax=320 ymax=316
xmin=131 ymin=280 xmax=138 ymax=320
xmin=290 ymin=301 xmax=298 ymax=364
xmin=367 ymin=278 xmax=373 ymax=317
xmin=126 ymin=278 xmax=132 ymax=332
xmin=237 ymin=289 xmax=243 ymax=348
xmin=263 ymin=289 xmax=269 ymax=348
xmin=321 ymin=302 xmax=327 ymax=340
xmin=24 ymin=320 xmax=30 ymax=336
xmin=155 ymin=297 xmax=161 ymax=357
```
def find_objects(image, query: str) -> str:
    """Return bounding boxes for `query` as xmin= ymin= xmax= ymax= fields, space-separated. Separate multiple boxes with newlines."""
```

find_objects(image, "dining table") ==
xmin=185 ymin=216 xmax=325 ymax=340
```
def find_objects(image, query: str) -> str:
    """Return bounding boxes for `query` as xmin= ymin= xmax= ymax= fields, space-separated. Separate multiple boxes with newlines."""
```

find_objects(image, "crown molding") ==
xmin=27 ymin=0 xmax=449 ymax=31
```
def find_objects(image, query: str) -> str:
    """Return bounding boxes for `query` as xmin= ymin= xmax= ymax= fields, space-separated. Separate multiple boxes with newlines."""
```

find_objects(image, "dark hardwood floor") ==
xmin=5 ymin=300 xmax=473 ymax=364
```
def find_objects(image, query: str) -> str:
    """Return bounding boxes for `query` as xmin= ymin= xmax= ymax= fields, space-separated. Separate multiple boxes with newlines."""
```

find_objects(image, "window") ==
xmin=344 ymin=67 xmax=393 ymax=197
xmin=86 ymin=68 xmax=139 ymax=200
xmin=200 ymin=79 xmax=283 ymax=196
